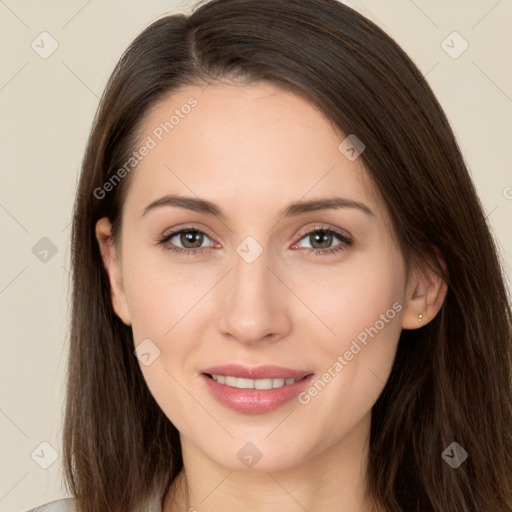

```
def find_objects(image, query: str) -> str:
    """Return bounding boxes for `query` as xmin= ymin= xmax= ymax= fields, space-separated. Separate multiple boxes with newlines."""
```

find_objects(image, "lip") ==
xmin=200 ymin=364 xmax=315 ymax=414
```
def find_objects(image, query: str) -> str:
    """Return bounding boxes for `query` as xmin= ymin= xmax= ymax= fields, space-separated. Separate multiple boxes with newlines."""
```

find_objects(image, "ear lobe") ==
xmin=401 ymin=252 xmax=448 ymax=330
xmin=95 ymin=217 xmax=132 ymax=326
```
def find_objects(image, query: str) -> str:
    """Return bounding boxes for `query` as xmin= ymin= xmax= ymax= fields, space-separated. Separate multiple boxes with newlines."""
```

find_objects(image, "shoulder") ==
xmin=24 ymin=495 xmax=162 ymax=512
xmin=23 ymin=496 xmax=162 ymax=512
xmin=24 ymin=497 xmax=77 ymax=512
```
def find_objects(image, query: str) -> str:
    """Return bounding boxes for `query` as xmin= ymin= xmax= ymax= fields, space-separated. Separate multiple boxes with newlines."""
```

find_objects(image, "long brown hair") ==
xmin=63 ymin=0 xmax=512 ymax=510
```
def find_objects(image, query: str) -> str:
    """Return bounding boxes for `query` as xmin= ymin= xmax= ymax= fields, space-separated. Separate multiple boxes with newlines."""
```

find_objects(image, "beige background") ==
xmin=0 ymin=0 xmax=510 ymax=510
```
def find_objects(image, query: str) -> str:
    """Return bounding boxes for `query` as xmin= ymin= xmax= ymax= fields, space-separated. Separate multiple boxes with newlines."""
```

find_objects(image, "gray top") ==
xmin=24 ymin=496 xmax=162 ymax=512
xmin=23 ymin=499 xmax=77 ymax=512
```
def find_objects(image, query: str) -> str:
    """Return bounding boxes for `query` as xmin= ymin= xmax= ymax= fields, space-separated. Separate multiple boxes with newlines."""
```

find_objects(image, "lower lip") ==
xmin=201 ymin=373 xmax=315 ymax=414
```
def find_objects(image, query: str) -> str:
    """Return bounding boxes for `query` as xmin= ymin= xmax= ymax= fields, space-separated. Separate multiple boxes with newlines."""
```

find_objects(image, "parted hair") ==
xmin=63 ymin=1 xmax=512 ymax=510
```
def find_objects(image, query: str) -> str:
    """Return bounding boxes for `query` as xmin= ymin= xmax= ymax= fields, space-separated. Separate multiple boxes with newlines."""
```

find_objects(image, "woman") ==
xmin=28 ymin=0 xmax=512 ymax=510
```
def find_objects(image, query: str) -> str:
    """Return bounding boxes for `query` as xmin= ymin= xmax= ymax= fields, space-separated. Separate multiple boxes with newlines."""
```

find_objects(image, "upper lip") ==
xmin=201 ymin=364 xmax=313 ymax=380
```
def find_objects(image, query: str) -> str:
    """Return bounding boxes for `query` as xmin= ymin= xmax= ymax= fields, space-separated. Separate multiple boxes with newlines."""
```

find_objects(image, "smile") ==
xmin=208 ymin=374 xmax=305 ymax=390
xmin=201 ymin=371 xmax=315 ymax=414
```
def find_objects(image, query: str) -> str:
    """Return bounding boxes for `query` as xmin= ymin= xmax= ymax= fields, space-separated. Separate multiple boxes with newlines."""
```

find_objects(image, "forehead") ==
xmin=125 ymin=81 xmax=383 ymax=221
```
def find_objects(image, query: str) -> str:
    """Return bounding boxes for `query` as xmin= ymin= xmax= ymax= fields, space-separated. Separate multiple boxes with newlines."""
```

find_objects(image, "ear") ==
xmin=95 ymin=217 xmax=131 ymax=326
xmin=401 ymin=248 xmax=448 ymax=330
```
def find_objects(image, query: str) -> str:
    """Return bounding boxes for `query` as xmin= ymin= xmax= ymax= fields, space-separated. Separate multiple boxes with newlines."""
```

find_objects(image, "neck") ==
xmin=164 ymin=411 xmax=385 ymax=512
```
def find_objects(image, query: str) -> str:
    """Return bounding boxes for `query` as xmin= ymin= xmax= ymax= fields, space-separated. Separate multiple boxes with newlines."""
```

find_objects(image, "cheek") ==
xmin=299 ymin=248 xmax=406 ymax=347
xmin=121 ymin=240 xmax=206 ymax=342
xmin=122 ymin=254 xmax=209 ymax=431
xmin=297 ymin=247 xmax=406 ymax=415
xmin=290 ymin=257 xmax=405 ymax=450
xmin=309 ymin=251 xmax=404 ymax=375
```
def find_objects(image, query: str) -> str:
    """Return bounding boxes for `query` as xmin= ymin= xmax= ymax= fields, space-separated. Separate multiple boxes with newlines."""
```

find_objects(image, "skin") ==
xmin=96 ymin=81 xmax=447 ymax=512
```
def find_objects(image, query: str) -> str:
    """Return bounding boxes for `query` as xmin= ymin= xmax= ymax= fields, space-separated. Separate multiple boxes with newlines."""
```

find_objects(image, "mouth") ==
xmin=200 ymin=364 xmax=315 ymax=414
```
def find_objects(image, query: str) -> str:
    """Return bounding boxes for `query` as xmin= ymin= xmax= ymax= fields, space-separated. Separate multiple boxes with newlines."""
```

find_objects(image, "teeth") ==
xmin=210 ymin=374 xmax=302 ymax=389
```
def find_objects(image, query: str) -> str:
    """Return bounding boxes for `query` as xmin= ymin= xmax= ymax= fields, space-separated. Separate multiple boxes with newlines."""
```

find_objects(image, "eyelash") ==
xmin=157 ymin=225 xmax=353 ymax=257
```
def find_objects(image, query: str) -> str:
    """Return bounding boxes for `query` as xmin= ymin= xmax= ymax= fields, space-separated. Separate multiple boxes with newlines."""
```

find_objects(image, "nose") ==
xmin=217 ymin=245 xmax=292 ymax=346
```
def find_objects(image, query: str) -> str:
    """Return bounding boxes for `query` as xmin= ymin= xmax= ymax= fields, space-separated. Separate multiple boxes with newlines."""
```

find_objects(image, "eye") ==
xmin=158 ymin=227 xmax=216 ymax=256
xmin=292 ymin=227 xmax=353 ymax=256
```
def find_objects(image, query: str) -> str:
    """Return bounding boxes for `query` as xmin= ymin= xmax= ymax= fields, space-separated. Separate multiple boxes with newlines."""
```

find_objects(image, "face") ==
xmin=96 ymin=81 xmax=434 ymax=473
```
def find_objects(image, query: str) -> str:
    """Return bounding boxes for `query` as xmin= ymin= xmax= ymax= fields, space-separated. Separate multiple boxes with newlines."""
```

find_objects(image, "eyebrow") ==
xmin=141 ymin=194 xmax=375 ymax=219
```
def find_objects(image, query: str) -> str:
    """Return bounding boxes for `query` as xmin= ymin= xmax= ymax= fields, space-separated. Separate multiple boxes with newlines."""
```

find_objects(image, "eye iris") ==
xmin=311 ymin=230 xmax=332 ymax=249
xmin=181 ymin=230 xmax=204 ymax=248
